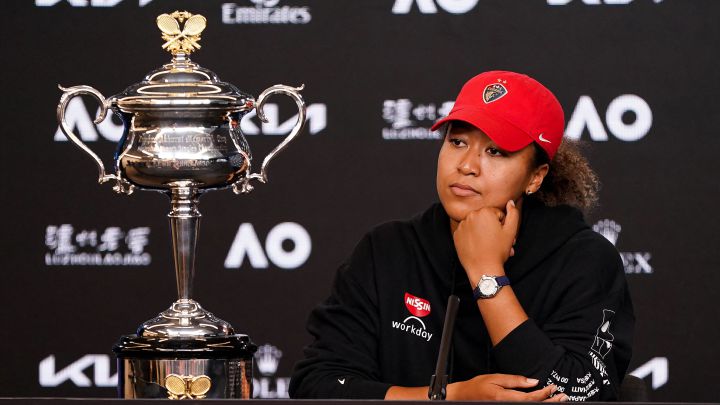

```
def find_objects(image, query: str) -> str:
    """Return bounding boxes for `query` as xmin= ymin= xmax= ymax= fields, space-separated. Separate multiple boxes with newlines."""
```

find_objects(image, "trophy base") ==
xmin=113 ymin=334 xmax=257 ymax=399
xmin=137 ymin=299 xmax=235 ymax=338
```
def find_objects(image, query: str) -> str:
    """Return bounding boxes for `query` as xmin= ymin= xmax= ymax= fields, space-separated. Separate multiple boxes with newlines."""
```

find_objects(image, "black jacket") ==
xmin=290 ymin=199 xmax=634 ymax=400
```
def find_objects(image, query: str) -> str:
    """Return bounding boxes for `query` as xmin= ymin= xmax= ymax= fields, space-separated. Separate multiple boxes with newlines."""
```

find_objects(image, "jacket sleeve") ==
xmin=491 ymin=232 xmax=635 ymax=401
xmin=289 ymin=234 xmax=392 ymax=399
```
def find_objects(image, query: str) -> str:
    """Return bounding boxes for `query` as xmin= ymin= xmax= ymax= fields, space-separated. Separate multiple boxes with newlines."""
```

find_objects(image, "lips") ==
xmin=450 ymin=183 xmax=479 ymax=197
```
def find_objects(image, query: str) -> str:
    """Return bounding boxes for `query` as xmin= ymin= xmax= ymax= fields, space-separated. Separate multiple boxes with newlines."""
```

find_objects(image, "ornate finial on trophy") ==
xmin=156 ymin=11 xmax=207 ymax=55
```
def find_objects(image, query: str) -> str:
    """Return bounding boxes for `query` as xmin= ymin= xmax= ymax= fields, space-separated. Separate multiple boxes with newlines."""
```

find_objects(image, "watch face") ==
xmin=479 ymin=279 xmax=497 ymax=296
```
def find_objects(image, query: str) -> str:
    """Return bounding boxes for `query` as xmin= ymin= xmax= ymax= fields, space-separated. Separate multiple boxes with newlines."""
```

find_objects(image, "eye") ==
xmin=448 ymin=137 xmax=466 ymax=148
xmin=486 ymin=147 xmax=504 ymax=156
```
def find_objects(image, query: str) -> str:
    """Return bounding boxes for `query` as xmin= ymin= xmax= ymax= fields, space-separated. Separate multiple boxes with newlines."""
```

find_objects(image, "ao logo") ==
xmin=565 ymin=95 xmax=652 ymax=142
xmin=36 ymin=0 xmax=152 ymax=6
xmin=53 ymin=99 xmax=326 ymax=142
xmin=392 ymin=0 xmax=478 ymax=14
xmin=39 ymin=355 xmax=117 ymax=387
xmin=224 ymin=223 xmax=311 ymax=270
xmin=630 ymin=357 xmax=668 ymax=389
xmin=548 ymin=0 xmax=662 ymax=4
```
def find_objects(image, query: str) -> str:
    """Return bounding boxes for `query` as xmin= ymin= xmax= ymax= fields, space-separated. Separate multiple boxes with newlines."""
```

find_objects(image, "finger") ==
xmin=487 ymin=374 xmax=539 ymax=389
xmin=493 ymin=387 xmax=557 ymax=402
xmin=485 ymin=207 xmax=504 ymax=223
xmin=503 ymin=200 xmax=520 ymax=234
xmin=544 ymin=393 xmax=569 ymax=402
xmin=494 ymin=388 xmax=539 ymax=402
xmin=524 ymin=384 xmax=557 ymax=401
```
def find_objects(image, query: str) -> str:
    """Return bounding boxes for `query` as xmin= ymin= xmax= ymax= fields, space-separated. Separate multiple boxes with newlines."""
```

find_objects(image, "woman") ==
xmin=289 ymin=71 xmax=634 ymax=401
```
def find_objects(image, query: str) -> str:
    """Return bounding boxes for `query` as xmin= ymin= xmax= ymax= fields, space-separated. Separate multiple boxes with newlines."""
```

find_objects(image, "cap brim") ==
xmin=431 ymin=107 xmax=533 ymax=152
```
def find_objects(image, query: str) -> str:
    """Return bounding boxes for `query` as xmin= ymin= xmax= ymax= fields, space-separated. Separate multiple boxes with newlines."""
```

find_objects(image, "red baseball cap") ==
xmin=431 ymin=71 xmax=565 ymax=160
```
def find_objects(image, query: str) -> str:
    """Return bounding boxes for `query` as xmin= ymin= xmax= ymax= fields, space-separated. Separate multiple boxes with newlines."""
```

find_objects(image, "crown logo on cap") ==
xmin=483 ymin=81 xmax=508 ymax=104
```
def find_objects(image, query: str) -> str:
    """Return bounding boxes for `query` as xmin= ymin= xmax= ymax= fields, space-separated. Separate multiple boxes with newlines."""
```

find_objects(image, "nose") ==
xmin=457 ymin=151 xmax=479 ymax=176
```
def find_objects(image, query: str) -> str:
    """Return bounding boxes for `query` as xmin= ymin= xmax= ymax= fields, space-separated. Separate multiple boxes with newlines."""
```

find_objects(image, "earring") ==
xmin=526 ymin=190 xmax=533 ymax=195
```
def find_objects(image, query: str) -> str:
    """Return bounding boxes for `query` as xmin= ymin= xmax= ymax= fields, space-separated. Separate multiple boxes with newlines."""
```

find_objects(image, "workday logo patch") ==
xmin=391 ymin=292 xmax=434 ymax=342
xmin=593 ymin=219 xmax=652 ymax=274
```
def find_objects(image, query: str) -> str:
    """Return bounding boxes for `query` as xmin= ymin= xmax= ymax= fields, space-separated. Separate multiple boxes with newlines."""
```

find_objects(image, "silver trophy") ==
xmin=56 ymin=11 xmax=306 ymax=399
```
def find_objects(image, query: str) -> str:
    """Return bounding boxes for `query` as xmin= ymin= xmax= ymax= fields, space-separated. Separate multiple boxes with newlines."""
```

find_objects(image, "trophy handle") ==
xmin=232 ymin=84 xmax=306 ymax=194
xmin=57 ymin=85 xmax=134 ymax=194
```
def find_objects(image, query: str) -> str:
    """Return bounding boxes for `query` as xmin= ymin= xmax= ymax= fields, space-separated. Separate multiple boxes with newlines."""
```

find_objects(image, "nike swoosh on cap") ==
xmin=538 ymin=133 xmax=551 ymax=143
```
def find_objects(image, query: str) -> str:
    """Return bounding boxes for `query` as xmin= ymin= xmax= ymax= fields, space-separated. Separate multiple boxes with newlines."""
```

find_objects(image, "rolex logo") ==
xmin=592 ymin=219 xmax=653 ymax=275
xmin=255 ymin=344 xmax=282 ymax=376
xmin=593 ymin=219 xmax=621 ymax=246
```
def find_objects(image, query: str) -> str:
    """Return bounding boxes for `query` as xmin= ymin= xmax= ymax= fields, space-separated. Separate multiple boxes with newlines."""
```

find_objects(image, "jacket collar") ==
xmin=505 ymin=197 xmax=589 ymax=281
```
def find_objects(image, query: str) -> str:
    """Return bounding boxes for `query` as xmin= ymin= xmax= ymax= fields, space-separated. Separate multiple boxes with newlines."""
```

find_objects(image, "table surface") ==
xmin=0 ymin=399 xmax=713 ymax=405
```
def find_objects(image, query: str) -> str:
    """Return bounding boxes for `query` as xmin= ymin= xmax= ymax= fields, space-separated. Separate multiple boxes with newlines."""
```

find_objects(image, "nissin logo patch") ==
xmin=404 ymin=293 xmax=431 ymax=317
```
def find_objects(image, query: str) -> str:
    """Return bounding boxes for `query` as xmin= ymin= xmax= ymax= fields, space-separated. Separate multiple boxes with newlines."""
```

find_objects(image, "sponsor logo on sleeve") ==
xmin=590 ymin=309 xmax=615 ymax=359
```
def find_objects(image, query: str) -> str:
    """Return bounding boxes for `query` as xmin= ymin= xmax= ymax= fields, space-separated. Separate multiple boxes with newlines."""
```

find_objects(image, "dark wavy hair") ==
xmin=532 ymin=140 xmax=600 ymax=212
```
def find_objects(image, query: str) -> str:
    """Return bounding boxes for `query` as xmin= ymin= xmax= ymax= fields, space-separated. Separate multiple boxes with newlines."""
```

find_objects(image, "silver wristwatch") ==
xmin=473 ymin=275 xmax=511 ymax=299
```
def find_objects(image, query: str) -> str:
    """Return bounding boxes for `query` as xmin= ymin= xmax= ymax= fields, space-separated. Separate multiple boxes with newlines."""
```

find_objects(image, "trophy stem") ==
xmin=168 ymin=182 xmax=201 ymax=301
xmin=135 ymin=181 xmax=233 ymax=338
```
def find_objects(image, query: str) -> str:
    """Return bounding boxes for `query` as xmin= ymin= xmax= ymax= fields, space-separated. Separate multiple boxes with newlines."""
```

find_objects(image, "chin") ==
xmin=440 ymin=198 xmax=478 ymax=223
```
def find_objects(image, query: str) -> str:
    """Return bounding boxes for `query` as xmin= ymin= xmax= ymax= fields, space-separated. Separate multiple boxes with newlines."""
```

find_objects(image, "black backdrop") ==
xmin=1 ymin=0 xmax=718 ymax=402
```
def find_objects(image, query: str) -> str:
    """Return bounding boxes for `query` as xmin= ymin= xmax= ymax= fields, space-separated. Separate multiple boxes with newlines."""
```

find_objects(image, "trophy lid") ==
xmin=111 ymin=11 xmax=255 ymax=113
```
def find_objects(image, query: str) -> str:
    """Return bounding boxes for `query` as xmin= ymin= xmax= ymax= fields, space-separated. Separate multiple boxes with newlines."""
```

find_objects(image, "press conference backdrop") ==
xmin=1 ymin=0 xmax=717 ymax=401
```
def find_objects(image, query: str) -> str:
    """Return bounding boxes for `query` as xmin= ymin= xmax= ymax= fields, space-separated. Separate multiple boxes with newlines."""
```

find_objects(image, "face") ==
xmin=436 ymin=121 xmax=548 ymax=224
